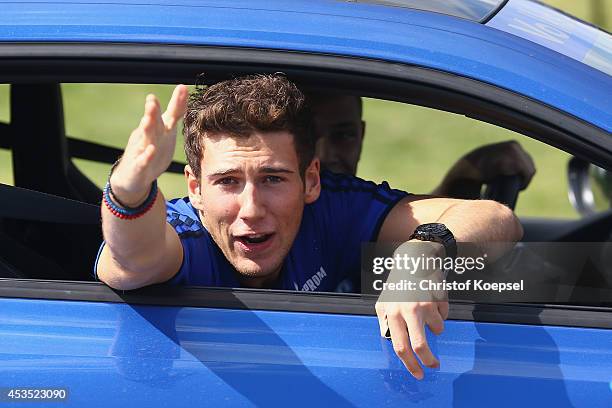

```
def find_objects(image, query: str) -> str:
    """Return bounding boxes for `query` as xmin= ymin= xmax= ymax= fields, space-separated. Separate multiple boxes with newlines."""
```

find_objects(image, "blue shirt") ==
xmin=96 ymin=172 xmax=408 ymax=292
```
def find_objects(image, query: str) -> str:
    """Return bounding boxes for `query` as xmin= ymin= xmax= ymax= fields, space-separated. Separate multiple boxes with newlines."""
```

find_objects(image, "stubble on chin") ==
xmin=232 ymin=255 xmax=283 ymax=278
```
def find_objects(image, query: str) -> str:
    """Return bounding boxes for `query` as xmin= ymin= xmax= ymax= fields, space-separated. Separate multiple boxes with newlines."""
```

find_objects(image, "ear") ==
xmin=360 ymin=120 xmax=366 ymax=141
xmin=304 ymin=158 xmax=321 ymax=204
xmin=185 ymin=165 xmax=203 ymax=210
xmin=356 ymin=119 xmax=366 ymax=162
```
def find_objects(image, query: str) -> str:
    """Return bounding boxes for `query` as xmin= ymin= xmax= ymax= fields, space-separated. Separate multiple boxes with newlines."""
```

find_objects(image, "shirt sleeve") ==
xmin=92 ymin=241 xmax=105 ymax=280
xmin=315 ymin=172 xmax=409 ymax=281
xmin=164 ymin=197 xmax=210 ymax=286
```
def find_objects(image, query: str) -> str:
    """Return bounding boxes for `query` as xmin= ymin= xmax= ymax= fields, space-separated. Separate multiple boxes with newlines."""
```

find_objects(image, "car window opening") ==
xmin=0 ymin=81 xmax=610 ymax=308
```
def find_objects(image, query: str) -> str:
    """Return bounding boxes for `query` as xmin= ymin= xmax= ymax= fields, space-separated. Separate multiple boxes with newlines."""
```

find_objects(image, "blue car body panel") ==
xmin=1 ymin=297 xmax=611 ymax=407
xmin=487 ymin=0 xmax=612 ymax=76
xmin=0 ymin=0 xmax=610 ymax=131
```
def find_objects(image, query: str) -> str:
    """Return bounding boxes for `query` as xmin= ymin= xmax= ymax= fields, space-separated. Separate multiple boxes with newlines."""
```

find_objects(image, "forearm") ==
xmin=101 ymin=187 xmax=168 ymax=271
xmin=97 ymin=85 xmax=188 ymax=290
xmin=379 ymin=196 xmax=522 ymax=261
xmin=433 ymin=199 xmax=522 ymax=260
xmin=99 ymin=186 xmax=184 ymax=290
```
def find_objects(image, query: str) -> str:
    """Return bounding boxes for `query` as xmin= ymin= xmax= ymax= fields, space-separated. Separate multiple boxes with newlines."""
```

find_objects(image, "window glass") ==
xmin=350 ymin=0 xmax=504 ymax=21
xmin=0 ymin=84 xmax=8 ymax=122
xmin=359 ymin=98 xmax=578 ymax=219
xmin=63 ymin=85 xmax=581 ymax=218
xmin=4 ymin=82 xmax=609 ymax=306
xmin=0 ymin=84 xmax=12 ymax=185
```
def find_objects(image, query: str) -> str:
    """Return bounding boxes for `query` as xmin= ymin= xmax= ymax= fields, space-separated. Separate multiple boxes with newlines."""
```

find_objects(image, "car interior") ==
xmin=0 ymin=79 xmax=611 ymax=306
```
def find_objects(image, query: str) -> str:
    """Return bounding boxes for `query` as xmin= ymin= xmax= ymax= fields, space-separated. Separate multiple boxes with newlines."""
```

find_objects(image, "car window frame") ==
xmin=0 ymin=42 xmax=611 ymax=329
xmin=1 ymin=278 xmax=611 ymax=329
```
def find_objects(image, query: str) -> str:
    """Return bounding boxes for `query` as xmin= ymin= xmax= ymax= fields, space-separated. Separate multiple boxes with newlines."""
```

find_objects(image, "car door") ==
xmin=1 ymin=283 xmax=611 ymax=407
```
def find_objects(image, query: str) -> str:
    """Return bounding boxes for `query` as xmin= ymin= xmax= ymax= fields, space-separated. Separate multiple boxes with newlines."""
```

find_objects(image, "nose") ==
xmin=237 ymin=182 xmax=266 ymax=221
xmin=316 ymin=137 xmax=344 ymax=172
xmin=316 ymin=137 xmax=336 ymax=162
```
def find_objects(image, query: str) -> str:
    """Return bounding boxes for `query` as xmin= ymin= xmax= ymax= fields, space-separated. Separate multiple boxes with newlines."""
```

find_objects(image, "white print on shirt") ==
xmin=297 ymin=267 xmax=328 ymax=291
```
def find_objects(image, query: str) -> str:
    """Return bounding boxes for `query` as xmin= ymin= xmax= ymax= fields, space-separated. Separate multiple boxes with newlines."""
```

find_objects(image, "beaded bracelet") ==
xmin=103 ymin=180 xmax=158 ymax=220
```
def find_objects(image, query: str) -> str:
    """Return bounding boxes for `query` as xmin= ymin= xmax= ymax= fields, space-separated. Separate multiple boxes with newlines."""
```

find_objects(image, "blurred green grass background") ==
xmin=0 ymin=0 xmax=608 ymax=219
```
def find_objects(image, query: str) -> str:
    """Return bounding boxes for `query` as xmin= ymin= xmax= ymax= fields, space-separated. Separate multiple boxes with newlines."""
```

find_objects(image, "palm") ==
xmin=114 ymin=85 xmax=188 ymax=194
xmin=133 ymin=105 xmax=178 ymax=181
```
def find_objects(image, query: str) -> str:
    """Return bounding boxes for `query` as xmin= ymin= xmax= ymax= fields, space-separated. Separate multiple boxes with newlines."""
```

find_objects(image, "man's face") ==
xmin=311 ymin=95 xmax=365 ymax=176
xmin=187 ymin=131 xmax=320 ymax=288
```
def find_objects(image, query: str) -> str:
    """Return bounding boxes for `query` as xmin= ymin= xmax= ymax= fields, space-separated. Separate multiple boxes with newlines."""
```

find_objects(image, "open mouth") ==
xmin=235 ymin=233 xmax=275 ymax=251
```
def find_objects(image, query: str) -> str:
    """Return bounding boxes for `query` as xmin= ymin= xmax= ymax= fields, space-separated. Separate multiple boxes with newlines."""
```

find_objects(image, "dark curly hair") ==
xmin=183 ymin=74 xmax=315 ymax=181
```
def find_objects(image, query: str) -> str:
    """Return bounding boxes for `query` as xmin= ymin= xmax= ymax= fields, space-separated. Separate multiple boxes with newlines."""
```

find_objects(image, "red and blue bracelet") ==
xmin=103 ymin=180 xmax=158 ymax=220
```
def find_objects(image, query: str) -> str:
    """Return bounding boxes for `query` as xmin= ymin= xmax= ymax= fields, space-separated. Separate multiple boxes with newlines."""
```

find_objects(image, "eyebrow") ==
xmin=329 ymin=122 xmax=358 ymax=130
xmin=261 ymin=167 xmax=295 ymax=175
xmin=207 ymin=167 xmax=295 ymax=179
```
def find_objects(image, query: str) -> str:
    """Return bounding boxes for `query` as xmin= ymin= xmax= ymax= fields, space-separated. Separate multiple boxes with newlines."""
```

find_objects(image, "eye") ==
xmin=216 ymin=177 xmax=238 ymax=186
xmin=264 ymin=175 xmax=283 ymax=184
xmin=331 ymin=130 xmax=357 ymax=141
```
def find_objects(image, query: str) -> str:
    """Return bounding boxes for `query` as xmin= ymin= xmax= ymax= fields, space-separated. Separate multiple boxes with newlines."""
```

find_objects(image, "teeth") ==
xmin=240 ymin=233 xmax=270 ymax=244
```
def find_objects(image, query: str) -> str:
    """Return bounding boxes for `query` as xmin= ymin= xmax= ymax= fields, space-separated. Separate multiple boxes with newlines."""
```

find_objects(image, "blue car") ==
xmin=0 ymin=0 xmax=611 ymax=406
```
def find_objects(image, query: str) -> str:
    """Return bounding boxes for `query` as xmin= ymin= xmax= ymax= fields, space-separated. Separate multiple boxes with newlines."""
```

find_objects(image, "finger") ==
xmin=162 ymin=85 xmax=189 ymax=130
xmin=375 ymin=302 xmax=389 ymax=337
xmin=405 ymin=309 xmax=439 ymax=369
xmin=429 ymin=272 xmax=447 ymax=302
xmin=387 ymin=312 xmax=423 ymax=379
xmin=144 ymin=93 xmax=162 ymax=119
xmin=438 ymin=301 xmax=449 ymax=320
xmin=141 ymin=94 xmax=163 ymax=143
xmin=131 ymin=95 xmax=159 ymax=143
xmin=426 ymin=310 xmax=445 ymax=335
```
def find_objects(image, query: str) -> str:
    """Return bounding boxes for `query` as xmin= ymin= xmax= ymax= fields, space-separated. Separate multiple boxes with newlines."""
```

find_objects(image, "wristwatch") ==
xmin=409 ymin=223 xmax=457 ymax=259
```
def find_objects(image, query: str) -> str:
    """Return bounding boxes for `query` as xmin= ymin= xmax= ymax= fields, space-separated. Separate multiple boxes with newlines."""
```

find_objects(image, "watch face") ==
xmin=422 ymin=223 xmax=448 ymax=235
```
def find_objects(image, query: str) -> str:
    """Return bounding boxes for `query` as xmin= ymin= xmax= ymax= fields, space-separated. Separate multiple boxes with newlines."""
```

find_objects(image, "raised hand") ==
xmin=433 ymin=140 xmax=536 ymax=199
xmin=110 ymin=85 xmax=189 ymax=206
